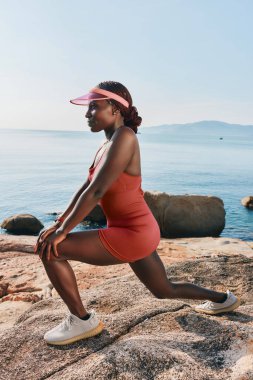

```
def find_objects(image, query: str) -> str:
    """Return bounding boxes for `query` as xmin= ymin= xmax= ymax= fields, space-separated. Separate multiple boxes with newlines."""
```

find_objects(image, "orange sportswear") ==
xmin=88 ymin=143 xmax=160 ymax=263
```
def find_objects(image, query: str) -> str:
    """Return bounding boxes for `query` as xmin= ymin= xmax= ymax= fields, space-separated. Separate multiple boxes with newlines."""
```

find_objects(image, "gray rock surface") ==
xmin=0 ymin=253 xmax=252 ymax=380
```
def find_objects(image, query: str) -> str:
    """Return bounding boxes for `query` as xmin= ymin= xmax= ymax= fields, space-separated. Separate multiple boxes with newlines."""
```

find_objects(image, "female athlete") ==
xmin=34 ymin=80 xmax=240 ymax=346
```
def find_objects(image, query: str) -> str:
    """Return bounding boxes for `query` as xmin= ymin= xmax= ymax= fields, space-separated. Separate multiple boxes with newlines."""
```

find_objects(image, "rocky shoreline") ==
xmin=0 ymin=234 xmax=252 ymax=379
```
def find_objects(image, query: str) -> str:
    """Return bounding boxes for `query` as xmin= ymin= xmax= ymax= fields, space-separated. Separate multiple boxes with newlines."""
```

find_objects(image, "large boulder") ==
xmin=144 ymin=192 xmax=225 ymax=238
xmin=0 ymin=214 xmax=44 ymax=235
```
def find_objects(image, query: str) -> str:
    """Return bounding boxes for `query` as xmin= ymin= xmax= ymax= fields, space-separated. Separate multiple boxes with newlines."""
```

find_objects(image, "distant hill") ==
xmin=142 ymin=120 xmax=253 ymax=137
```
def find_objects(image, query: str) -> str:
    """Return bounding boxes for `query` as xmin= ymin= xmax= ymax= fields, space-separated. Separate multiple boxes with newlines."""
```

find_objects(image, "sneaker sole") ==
xmin=44 ymin=320 xmax=105 ymax=345
xmin=194 ymin=297 xmax=241 ymax=315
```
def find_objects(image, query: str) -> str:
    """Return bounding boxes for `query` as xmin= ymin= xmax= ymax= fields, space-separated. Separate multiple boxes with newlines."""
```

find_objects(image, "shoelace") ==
xmin=59 ymin=310 xmax=95 ymax=330
xmin=61 ymin=311 xmax=94 ymax=330
xmin=202 ymin=297 xmax=228 ymax=308
xmin=201 ymin=300 xmax=215 ymax=308
xmin=61 ymin=314 xmax=76 ymax=330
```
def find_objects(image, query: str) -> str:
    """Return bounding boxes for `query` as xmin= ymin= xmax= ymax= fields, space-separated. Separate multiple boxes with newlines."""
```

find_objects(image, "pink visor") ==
xmin=69 ymin=87 xmax=130 ymax=108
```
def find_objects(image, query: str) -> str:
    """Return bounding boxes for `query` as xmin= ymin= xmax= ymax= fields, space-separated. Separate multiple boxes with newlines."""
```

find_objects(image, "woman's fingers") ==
xmin=52 ymin=244 xmax=59 ymax=258
xmin=38 ymin=245 xmax=41 ymax=258
xmin=38 ymin=242 xmax=58 ymax=261
xmin=39 ymin=242 xmax=47 ymax=259
xmin=46 ymin=243 xmax=52 ymax=261
xmin=35 ymin=232 xmax=44 ymax=251
xmin=40 ymin=227 xmax=55 ymax=241
xmin=35 ymin=226 xmax=58 ymax=253
xmin=35 ymin=229 xmax=47 ymax=251
xmin=39 ymin=240 xmax=47 ymax=259
xmin=35 ymin=240 xmax=41 ymax=254
xmin=38 ymin=242 xmax=43 ymax=259
xmin=37 ymin=228 xmax=47 ymax=242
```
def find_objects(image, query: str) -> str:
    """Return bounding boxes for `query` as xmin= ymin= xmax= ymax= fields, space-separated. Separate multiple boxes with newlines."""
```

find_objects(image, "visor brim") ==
xmin=70 ymin=92 xmax=110 ymax=106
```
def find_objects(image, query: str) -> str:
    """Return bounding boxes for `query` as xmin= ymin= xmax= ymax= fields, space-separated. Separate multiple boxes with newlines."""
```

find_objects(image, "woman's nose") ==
xmin=85 ymin=110 xmax=91 ymax=118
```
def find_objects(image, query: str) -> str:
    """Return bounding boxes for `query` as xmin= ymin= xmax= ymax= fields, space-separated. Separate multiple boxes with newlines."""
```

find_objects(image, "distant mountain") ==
xmin=142 ymin=120 xmax=253 ymax=137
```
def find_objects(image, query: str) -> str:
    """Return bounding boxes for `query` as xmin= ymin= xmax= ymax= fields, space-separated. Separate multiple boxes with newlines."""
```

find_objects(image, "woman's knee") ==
xmin=40 ymin=252 xmax=60 ymax=264
xmin=152 ymin=281 xmax=175 ymax=299
xmin=39 ymin=241 xmax=68 ymax=263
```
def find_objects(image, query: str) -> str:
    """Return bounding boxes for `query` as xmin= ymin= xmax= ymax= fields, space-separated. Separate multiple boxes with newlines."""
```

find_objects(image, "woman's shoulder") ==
xmin=113 ymin=126 xmax=137 ymax=144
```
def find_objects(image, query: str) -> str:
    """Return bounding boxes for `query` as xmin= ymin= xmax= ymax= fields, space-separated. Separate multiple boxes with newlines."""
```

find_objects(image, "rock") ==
xmin=0 ymin=234 xmax=37 ymax=253
xmin=46 ymin=211 xmax=62 ymax=216
xmin=1 ymin=234 xmax=253 ymax=335
xmin=42 ymin=283 xmax=54 ymax=299
xmin=1 ymin=292 xmax=41 ymax=303
xmin=144 ymin=191 xmax=225 ymax=238
xmin=0 ymin=254 xmax=252 ymax=379
xmin=241 ymin=196 xmax=253 ymax=209
xmin=0 ymin=214 xmax=44 ymax=235
xmin=0 ymin=300 xmax=32 ymax=332
xmin=84 ymin=205 xmax=107 ymax=224
xmin=49 ymin=208 xmax=107 ymax=225
xmin=0 ymin=282 xmax=9 ymax=298
xmin=5 ymin=283 xmax=41 ymax=294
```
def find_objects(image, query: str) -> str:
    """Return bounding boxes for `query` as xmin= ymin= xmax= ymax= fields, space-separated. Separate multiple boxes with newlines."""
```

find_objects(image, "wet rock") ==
xmin=241 ymin=196 xmax=253 ymax=209
xmin=1 ymin=214 xmax=44 ymax=235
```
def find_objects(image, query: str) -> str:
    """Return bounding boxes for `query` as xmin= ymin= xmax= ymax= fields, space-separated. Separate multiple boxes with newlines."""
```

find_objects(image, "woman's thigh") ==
xmin=50 ymin=229 xmax=127 ymax=266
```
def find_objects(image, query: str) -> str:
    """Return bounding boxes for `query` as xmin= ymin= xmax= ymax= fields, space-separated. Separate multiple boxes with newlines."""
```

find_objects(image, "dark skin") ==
xmin=34 ymin=99 xmax=227 ymax=319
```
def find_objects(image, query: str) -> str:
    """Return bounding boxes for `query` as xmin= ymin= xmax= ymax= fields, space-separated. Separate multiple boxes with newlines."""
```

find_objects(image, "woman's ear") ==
xmin=112 ymin=108 xmax=118 ymax=115
xmin=111 ymin=103 xmax=119 ymax=115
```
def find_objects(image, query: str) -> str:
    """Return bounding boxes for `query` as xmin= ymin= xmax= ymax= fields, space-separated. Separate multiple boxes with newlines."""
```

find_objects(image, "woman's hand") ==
xmin=36 ymin=228 xmax=67 ymax=261
xmin=34 ymin=220 xmax=62 ymax=254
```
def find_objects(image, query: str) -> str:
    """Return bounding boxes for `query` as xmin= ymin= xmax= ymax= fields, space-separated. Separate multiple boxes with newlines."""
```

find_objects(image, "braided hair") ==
xmin=95 ymin=80 xmax=142 ymax=134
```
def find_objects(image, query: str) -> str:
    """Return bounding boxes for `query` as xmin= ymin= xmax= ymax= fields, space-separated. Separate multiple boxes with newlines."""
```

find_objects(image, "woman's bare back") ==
xmin=93 ymin=130 xmax=141 ymax=177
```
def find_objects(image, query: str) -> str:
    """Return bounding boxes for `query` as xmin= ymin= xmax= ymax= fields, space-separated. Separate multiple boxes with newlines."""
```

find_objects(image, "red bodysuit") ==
xmin=88 ymin=143 xmax=161 ymax=263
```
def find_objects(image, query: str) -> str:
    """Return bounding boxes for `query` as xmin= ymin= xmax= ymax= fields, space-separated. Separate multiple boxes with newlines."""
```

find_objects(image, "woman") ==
xmin=34 ymin=80 xmax=240 ymax=346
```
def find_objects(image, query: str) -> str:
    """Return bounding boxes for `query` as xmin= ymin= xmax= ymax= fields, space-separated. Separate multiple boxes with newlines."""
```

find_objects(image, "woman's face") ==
xmin=85 ymin=100 xmax=115 ymax=132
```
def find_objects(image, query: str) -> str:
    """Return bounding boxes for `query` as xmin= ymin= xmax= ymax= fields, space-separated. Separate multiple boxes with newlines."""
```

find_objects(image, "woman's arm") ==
xmin=58 ymin=128 xmax=136 ymax=235
xmin=55 ymin=142 xmax=106 ymax=225
xmin=35 ymin=177 xmax=91 ymax=251
xmin=56 ymin=176 xmax=91 ymax=223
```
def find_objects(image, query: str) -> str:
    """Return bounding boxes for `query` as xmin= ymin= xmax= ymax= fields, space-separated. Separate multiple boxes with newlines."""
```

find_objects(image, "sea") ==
xmin=0 ymin=124 xmax=252 ymax=241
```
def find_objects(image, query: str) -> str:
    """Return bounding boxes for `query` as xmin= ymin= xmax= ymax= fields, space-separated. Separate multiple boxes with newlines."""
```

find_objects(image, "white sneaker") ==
xmin=194 ymin=290 xmax=241 ymax=315
xmin=43 ymin=309 xmax=105 ymax=345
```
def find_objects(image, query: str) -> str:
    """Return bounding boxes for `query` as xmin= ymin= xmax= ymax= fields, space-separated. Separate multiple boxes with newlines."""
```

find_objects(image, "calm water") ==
xmin=0 ymin=126 xmax=252 ymax=241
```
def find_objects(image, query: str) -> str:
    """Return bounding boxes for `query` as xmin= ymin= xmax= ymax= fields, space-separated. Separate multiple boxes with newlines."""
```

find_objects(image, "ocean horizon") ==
xmin=0 ymin=123 xmax=252 ymax=241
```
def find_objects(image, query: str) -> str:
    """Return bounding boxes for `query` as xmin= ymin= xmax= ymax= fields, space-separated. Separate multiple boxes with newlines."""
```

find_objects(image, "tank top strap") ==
xmin=89 ymin=141 xmax=108 ymax=170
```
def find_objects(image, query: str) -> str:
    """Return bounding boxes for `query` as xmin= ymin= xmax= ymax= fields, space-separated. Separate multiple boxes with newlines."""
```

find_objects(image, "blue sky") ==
xmin=0 ymin=0 xmax=252 ymax=131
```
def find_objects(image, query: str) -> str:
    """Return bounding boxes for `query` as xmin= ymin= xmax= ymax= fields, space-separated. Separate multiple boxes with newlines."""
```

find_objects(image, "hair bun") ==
xmin=124 ymin=105 xmax=142 ymax=132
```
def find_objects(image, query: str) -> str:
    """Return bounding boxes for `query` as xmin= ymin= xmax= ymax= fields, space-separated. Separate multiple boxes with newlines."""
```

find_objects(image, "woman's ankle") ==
xmin=212 ymin=292 xmax=227 ymax=303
